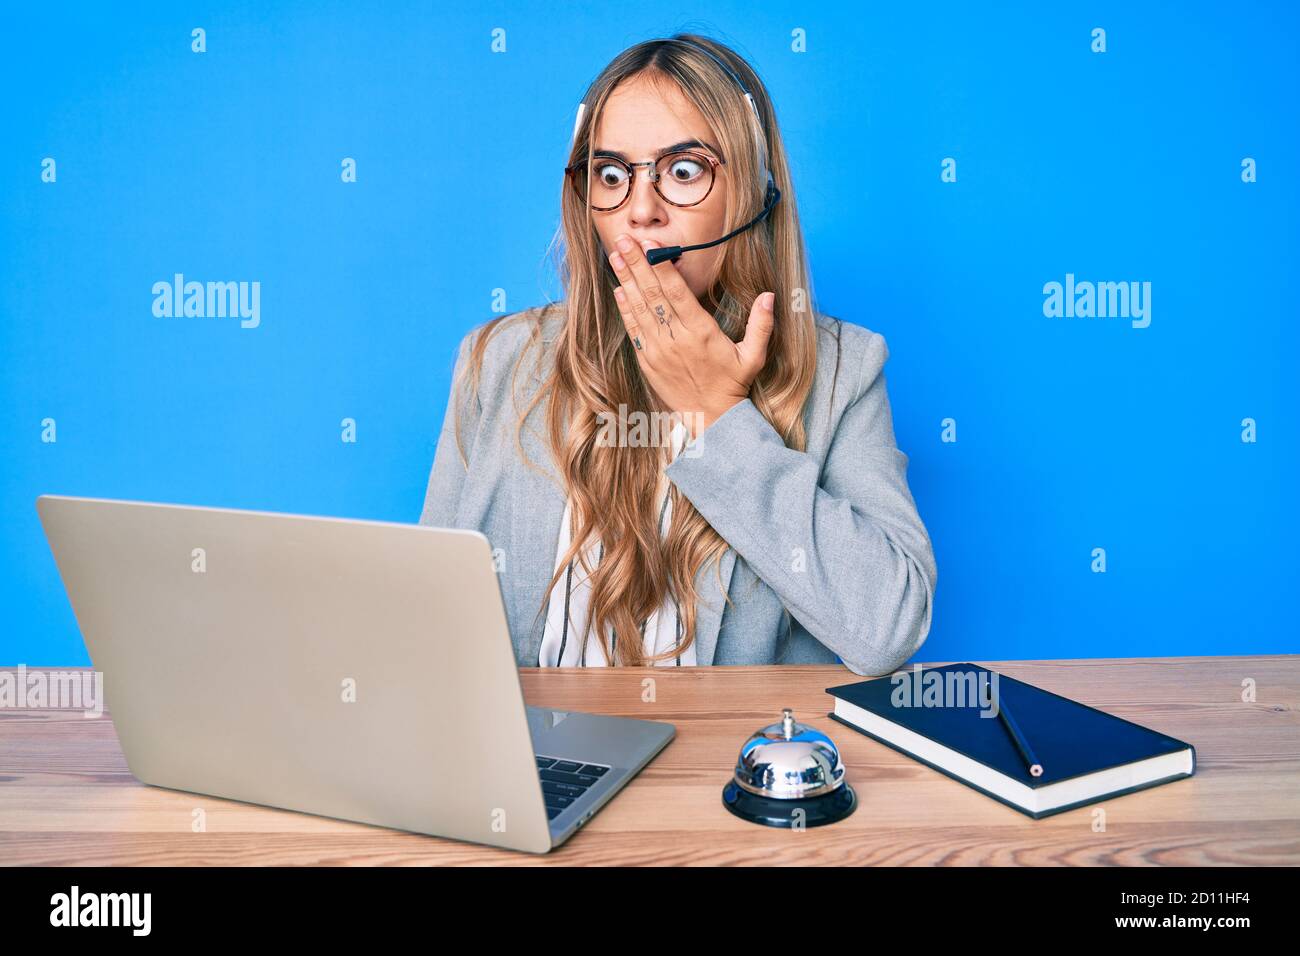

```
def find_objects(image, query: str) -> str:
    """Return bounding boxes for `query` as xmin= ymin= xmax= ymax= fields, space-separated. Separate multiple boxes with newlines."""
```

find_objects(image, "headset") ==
xmin=570 ymin=37 xmax=782 ymax=265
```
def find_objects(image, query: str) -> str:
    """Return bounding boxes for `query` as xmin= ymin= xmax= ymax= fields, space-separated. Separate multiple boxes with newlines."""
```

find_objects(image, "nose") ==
xmin=626 ymin=163 xmax=668 ymax=228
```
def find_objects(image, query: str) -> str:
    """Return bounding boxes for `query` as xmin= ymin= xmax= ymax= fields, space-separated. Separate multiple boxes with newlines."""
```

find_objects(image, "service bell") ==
xmin=721 ymin=707 xmax=857 ymax=827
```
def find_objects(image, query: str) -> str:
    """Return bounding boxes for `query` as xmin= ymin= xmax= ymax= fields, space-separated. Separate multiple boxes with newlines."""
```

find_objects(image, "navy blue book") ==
xmin=826 ymin=662 xmax=1196 ymax=819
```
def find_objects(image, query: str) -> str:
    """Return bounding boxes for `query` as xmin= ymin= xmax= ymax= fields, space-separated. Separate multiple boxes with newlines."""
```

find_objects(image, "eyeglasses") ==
xmin=565 ymin=150 xmax=725 ymax=211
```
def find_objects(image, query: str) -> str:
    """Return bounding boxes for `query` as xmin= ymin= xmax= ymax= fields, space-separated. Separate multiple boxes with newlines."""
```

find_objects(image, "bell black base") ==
xmin=721 ymin=781 xmax=857 ymax=828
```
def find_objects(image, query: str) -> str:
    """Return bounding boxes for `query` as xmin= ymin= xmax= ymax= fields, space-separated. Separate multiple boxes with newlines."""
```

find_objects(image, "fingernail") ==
xmin=763 ymin=292 xmax=776 ymax=309
xmin=616 ymin=235 xmax=633 ymax=253
xmin=639 ymin=239 xmax=653 ymax=251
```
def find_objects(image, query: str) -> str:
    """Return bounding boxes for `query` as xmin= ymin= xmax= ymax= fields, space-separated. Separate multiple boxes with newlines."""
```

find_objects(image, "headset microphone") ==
xmin=571 ymin=40 xmax=782 ymax=266
xmin=643 ymin=179 xmax=780 ymax=265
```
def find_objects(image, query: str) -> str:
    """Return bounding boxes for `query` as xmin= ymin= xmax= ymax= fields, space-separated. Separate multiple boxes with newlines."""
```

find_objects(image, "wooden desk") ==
xmin=1 ymin=657 xmax=1297 ymax=865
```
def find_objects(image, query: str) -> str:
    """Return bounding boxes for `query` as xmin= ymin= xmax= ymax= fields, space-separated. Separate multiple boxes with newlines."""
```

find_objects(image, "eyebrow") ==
xmin=592 ymin=139 xmax=721 ymax=162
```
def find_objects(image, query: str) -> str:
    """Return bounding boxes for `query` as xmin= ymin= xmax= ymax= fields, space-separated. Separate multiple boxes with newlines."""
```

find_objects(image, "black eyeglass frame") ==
xmin=564 ymin=150 xmax=726 ymax=211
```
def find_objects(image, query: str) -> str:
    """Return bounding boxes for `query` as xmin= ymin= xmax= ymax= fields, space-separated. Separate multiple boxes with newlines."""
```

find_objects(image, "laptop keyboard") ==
xmin=535 ymin=755 xmax=611 ymax=820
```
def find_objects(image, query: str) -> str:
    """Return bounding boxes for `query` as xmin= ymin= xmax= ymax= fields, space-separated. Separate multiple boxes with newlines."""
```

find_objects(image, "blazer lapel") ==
xmin=514 ymin=356 xmax=568 ymax=668
xmin=690 ymin=546 xmax=736 ymax=666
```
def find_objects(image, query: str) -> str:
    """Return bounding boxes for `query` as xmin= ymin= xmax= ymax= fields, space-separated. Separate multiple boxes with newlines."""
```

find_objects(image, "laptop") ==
xmin=35 ymin=494 xmax=675 ymax=854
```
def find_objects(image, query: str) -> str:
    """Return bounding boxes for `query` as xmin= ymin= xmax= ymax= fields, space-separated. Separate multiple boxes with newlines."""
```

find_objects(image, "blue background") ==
xmin=3 ymin=1 xmax=1296 ymax=665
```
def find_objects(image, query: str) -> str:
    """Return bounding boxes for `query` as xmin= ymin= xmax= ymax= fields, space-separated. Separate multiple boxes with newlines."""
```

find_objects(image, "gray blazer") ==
xmin=419 ymin=304 xmax=937 ymax=676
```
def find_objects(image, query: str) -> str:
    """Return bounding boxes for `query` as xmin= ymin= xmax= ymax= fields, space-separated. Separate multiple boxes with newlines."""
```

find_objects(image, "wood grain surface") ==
xmin=1 ymin=657 xmax=1296 ymax=866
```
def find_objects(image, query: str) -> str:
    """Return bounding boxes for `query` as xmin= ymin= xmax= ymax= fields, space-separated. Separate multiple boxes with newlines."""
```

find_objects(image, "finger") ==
xmin=736 ymin=291 xmax=776 ymax=377
xmin=614 ymin=234 xmax=678 ymax=339
xmin=612 ymin=286 xmax=651 ymax=358
xmin=606 ymin=243 xmax=658 ymax=341
xmin=636 ymin=239 xmax=698 ymax=334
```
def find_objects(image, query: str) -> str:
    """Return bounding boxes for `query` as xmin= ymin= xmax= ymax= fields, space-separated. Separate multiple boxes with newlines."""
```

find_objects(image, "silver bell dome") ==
xmin=733 ymin=707 xmax=848 ymax=799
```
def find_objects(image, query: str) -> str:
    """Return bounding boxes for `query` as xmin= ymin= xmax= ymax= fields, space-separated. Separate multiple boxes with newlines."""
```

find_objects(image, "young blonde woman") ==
xmin=420 ymin=33 xmax=936 ymax=676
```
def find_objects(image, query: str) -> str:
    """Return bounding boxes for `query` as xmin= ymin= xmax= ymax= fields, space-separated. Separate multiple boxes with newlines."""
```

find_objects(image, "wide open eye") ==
xmin=656 ymin=151 xmax=716 ymax=205
xmin=664 ymin=153 xmax=707 ymax=184
xmin=593 ymin=161 xmax=630 ymax=190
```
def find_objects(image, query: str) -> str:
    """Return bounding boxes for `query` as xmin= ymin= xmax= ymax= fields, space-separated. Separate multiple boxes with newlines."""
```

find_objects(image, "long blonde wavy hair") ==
xmin=452 ymin=33 xmax=832 ymax=665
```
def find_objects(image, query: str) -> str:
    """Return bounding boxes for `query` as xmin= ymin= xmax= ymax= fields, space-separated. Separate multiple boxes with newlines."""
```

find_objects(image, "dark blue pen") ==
xmin=997 ymin=695 xmax=1043 ymax=778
